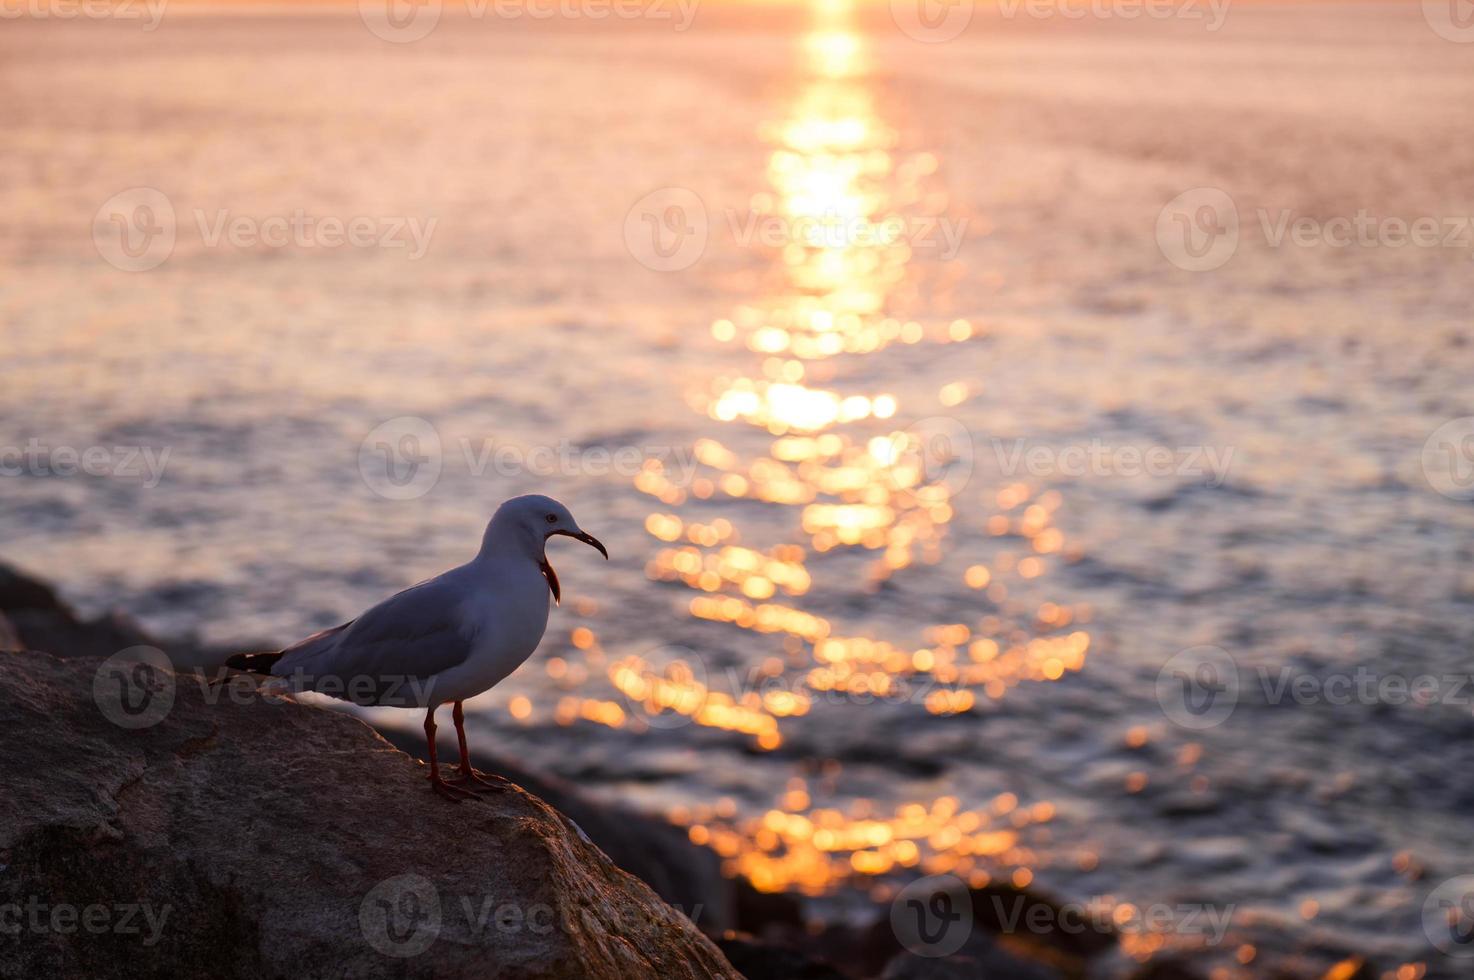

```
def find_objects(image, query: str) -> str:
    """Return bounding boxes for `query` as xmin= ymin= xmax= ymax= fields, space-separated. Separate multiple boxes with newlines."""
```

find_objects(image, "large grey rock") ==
xmin=715 ymin=934 xmax=848 ymax=979
xmin=0 ymin=563 xmax=68 ymax=613
xmin=0 ymin=650 xmax=740 ymax=980
xmin=378 ymin=725 xmax=736 ymax=933
xmin=0 ymin=561 xmax=158 ymax=661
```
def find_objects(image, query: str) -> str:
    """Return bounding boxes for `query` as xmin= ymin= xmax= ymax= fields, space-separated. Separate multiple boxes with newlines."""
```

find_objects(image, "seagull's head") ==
xmin=485 ymin=494 xmax=608 ymax=562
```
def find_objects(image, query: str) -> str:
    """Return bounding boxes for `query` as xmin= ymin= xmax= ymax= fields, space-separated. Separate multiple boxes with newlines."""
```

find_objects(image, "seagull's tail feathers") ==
xmin=224 ymin=650 xmax=285 ymax=675
xmin=225 ymin=620 xmax=354 ymax=675
xmin=207 ymin=649 xmax=284 ymax=691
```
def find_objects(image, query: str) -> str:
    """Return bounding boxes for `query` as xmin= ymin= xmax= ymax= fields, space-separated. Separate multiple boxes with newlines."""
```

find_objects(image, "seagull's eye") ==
xmin=545 ymin=514 xmax=558 ymax=524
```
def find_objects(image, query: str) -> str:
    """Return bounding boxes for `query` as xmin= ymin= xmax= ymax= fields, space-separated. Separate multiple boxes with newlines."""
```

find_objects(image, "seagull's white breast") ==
xmin=431 ymin=560 xmax=551 ymax=704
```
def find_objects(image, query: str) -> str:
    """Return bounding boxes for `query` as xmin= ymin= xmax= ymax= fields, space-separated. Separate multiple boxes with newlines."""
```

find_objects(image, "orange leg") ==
xmin=449 ymin=700 xmax=501 ymax=792
xmin=425 ymin=705 xmax=476 ymax=801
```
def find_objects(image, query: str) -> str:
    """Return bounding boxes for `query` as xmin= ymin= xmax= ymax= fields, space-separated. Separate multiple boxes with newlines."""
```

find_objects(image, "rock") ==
xmin=1127 ymin=957 xmax=1210 ymax=980
xmin=882 ymin=940 xmax=1066 ymax=980
xmin=378 ymin=725 xmax=736 ymax=933
xmin=0 ymin=561 xmax=159 ymax=661
xmin=969 ymin=882 xmax=1118 ymax=960
xmin=0 ymin=611 xmax=21 ymax=652
xmin=732 ymin=916 xmax=897 ymax=979
xmin=715 ymin=934 xmax=848 ymax=980
xmin=1153 ymin=790 xmax=1222 ymax=818
xmin=0 ymin=650 xmax=740 ymax=980
xmin=0 ymin=562 xmax=68 ymax=612
xmin=882 ymin=953 xmax=984 ymax=980
xmin=733 ymin=875 xmax=805 ymax=935
xmin=5 ymin=606 xmax=159 ymax=661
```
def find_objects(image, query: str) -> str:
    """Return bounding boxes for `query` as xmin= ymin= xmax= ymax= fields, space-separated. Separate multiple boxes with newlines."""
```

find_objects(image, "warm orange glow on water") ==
xmin=668 ymin=786 xmax=1054 ymax=897
xmin=556 ymin=0 xmax=1088 ymax=897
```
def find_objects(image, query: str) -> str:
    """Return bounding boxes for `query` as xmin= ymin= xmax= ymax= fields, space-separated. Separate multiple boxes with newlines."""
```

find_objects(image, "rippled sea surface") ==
xmin=4 ymin=4 xmax=1474 ymax=975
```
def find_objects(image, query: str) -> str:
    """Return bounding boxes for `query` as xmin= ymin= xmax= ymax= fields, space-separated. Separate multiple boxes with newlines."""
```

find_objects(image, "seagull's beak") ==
xmin=552 ymin=528 xmax=609 ymax=559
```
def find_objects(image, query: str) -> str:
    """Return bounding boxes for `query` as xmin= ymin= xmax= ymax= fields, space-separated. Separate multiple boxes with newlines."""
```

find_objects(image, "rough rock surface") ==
xmin=378 ymin=726 xmax=737 ymax=933
xmin=0 ymin=650 xmax=740 ymax=980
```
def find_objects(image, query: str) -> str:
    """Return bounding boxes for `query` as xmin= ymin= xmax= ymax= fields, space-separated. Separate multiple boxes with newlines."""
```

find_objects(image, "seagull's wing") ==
xmin=275 ymin=571 xmax=477 ymax=706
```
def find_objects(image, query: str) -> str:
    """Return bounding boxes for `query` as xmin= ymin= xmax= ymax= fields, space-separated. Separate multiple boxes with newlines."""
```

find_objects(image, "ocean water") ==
xmin=3 ymin=3 xmax=1474 ymax=975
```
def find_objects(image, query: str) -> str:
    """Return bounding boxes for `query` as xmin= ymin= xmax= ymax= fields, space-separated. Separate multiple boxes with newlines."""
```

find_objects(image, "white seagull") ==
xmin=226 ymin=494 xmax=607 ymax=800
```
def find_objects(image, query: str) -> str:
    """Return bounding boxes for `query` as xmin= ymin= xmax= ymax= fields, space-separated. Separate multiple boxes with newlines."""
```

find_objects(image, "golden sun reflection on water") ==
xmin=563 ymin=0 xmax=1090 ymax=897
xmin=672 ymin=789 xmax=1054 ymax=898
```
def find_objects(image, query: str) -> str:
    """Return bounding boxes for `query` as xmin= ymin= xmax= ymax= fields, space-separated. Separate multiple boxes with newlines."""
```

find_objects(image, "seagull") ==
xmin=225 ymin=494 xmax=607 ymax=800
